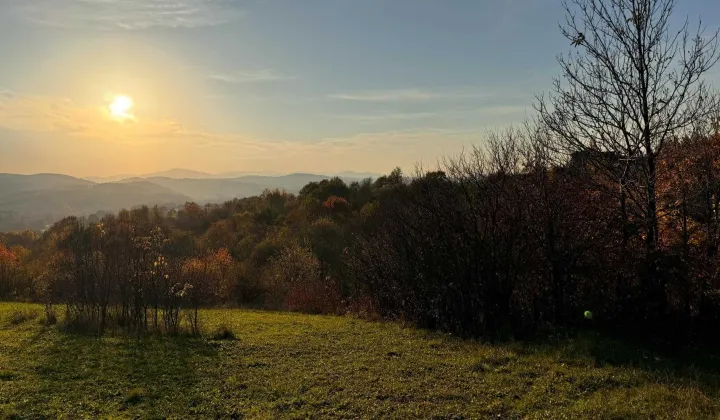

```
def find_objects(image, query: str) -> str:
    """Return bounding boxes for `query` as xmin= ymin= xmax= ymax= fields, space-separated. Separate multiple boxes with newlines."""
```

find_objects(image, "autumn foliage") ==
xmin=0 ymin=244 xmax=20 ymax=299
xmin=1 ymin=130 xmax=720 ymax=343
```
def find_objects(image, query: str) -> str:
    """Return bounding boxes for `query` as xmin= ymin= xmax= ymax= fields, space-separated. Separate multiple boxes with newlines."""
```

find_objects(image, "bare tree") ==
xmin=536 ymin=0 xmax=719 ymax=251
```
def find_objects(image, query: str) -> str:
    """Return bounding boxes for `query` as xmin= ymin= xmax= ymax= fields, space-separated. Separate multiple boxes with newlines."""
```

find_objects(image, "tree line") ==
xmin=0 ymin=129 xmax=718 ymax=341
xmin=1 ymin=0 xmax=719 ymax=343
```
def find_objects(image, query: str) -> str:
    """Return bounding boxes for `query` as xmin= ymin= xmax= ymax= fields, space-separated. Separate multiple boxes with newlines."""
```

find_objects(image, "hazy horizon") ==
xmin=1 ymin=0 xmax=718 ymax=177
xmin=2 ymin=168 xmax=384 ymax=180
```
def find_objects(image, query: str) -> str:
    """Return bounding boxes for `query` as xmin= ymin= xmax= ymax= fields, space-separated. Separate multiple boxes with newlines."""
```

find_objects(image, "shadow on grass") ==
xmin=517 ymin=329 xmax=720 ymax=398
xmin=27 ymin=327 xmax=221 ymax=416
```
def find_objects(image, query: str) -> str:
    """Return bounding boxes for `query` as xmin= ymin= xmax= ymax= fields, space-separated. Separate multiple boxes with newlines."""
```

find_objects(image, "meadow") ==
xmin=0 ymin=302 xmax=718 ymax=419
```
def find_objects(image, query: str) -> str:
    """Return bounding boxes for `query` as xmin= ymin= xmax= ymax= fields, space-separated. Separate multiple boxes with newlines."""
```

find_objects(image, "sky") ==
xmin=0 ymin=0 xmax=718 ymax=177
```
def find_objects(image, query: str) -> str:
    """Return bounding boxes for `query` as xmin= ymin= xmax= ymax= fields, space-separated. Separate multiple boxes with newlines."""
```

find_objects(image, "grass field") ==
xmin=0 ymin=303 xmax=718 ymax=419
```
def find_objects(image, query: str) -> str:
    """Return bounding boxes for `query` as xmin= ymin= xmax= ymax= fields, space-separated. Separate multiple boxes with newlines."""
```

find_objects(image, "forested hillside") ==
xmin=0 ymin=173 xmax=343 ymax=231
xmin=2 ymin=128 xmax=720 ymax=343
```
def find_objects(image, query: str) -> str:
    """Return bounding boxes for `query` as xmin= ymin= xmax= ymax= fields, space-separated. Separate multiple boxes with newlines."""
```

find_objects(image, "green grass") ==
xmin=0 ymin=303 xmax=718 ymax=419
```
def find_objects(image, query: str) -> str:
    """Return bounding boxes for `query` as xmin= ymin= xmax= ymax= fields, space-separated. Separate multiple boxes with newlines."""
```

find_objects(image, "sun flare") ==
xmin=109 ymin=95 xmax=134 ymax=120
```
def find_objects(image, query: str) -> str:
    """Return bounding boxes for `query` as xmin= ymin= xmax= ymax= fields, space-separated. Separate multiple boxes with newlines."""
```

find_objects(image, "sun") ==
xmin=109 ymin=95 xmax=134 ymax=120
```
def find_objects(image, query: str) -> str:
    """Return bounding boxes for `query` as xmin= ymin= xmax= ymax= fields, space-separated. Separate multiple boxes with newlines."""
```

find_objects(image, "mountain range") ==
xmin=0 ymin=170 xmax=380 ymax=232
xmin=83 ymin=168 xmax=381 ymax=183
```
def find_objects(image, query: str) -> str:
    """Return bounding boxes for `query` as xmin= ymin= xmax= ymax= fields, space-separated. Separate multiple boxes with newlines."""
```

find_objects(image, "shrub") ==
xmin=346 ymin=295 xmax=378 ymax=318
xmin=284 ymin=279 xmax=343 ymax=315
xmin=210 ymin=324 xmax=236 ymax=341
xmin=124 ymin=388 xmax=144 ymax=405
xmin=8 ymin=310 xmax=38 ymax=325
xmin=43 ymin=305 xmax=57 ymax=325
xmin=0 ymin=370 xmax=18 ymax=381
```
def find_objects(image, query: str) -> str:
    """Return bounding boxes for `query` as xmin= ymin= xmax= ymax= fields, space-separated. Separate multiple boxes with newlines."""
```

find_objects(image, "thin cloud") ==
xmin=0 ymin=93 xmax=207 ymax=144
xmin=335 ymin=111 xmax=441 ymax=121
xmin=207 ymin=69 xmax=295 ymax=84
xmin=319 ymin=128 xmax=480 ymax=147
xmin=333 ymin=106 xmax=529 ymax=122
xmin=328 ymin=88 xmax=492 ymax=102
xmin=11 ymin=0 xmax=244 ymax=30
xmin=0 ymin=92 xmax=486 ymax=174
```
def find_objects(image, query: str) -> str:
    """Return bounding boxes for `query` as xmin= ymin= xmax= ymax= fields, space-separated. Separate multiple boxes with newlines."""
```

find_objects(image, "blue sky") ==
xmin=0 ymin=0 xmax=718 ymax=176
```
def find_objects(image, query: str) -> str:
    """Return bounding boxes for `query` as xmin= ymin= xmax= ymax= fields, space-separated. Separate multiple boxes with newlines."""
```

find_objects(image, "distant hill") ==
xmin=0 ymin=173 xmax=95 ymax=195
xmin=334 ymin=171 xmax=382 ymax=179
xmin=84 ymin=174 xmax=137 ymax=183
xmin=136 ymin=173 xmax=333 ymax=203
xmin=0 ymin=181 xmax=190 ymax=213
xmin=215 ymin=170 xmax=284 ymax=178
xmin=85 ymin=169 xmax=213 ymax=183
xmin=84 ymin=169 xmax=381 ymax=182
xmin=143 ymin=177 xmax=267 ymax=203
xmin=0 ymin=171 xmax=378 ymax=231
xmin=233 ymin=173 xmax=331 ymax=191
xmin=0 ymin=175 xmax=191 ymax=231
xmin=142 ymin=168 xmax=214 ymax=179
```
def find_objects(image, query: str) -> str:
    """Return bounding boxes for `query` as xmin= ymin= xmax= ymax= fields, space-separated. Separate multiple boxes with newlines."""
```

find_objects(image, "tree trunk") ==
xmin=620 ymin=183 xmax=629 ymax=247
xmin=644 ymin=153 xmax=666 ymax=322
xmin=646 ymin=155 xmax=659 ymax=252
xmin=681 ymin=191 xmax=689 ymax=258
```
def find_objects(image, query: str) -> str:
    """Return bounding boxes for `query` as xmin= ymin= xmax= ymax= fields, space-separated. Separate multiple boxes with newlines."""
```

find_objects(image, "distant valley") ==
xmin=0 ymin=170 xmax=379 ymax=231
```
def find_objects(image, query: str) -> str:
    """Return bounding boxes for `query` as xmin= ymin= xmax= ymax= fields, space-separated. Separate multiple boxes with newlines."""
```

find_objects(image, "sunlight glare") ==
xmin=109 ymin=95 xmax=134 ymax=120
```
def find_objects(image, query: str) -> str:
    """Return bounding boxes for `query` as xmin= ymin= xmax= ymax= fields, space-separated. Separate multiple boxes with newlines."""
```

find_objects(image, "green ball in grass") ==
xmin=584 ymin=310 xmax=593 ymax=320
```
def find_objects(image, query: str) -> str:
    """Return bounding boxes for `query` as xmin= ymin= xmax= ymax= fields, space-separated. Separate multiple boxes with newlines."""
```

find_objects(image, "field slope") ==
xmin=0 ymin=303 xmax=718 ymax=419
